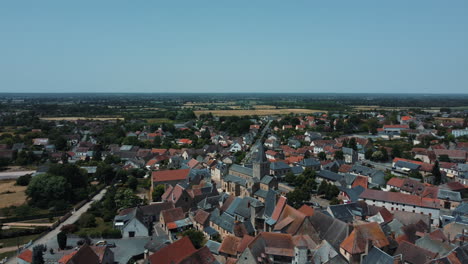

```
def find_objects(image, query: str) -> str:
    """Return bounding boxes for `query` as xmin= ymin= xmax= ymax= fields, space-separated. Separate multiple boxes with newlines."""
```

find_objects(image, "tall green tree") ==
xmin=432 ymin=161 xmax=442 ymax=185
xmin=32 ymin=245 xmax=45 ymax=264
xmin=57 ymin=231 xmax=67 ymax=250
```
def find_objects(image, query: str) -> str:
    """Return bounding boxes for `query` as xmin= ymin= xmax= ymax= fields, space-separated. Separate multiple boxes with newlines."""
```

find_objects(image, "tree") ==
xmin=284 ymin=172 xmax=295 ymax=185
xmin=318 ymin=181 xmax=329 ymax=196
xmin=318 ymin=152 xmax=327 ymax=161
xmin=0 ymin=157 xmax=9 ymax=169
xmin=16 ymin=174 xmax=32 ymax=186
xmin=348 ymin=138 xmax=357 ymax=150
xmin=432 ymin=161 xmax=442 ymax=185
xmin=126 ymin=176 xmax=138 ymax=191
xmin=95 ymin=164 xmax=115 ymax=184
xmin=334 ymin=151 xmax=344 ymax=161
xmin=26 ymin=173 xmax=71 ymax=208
xmin=182 ymin=229 xmax=206 ymax=249
xmin=32 ymin=244 xmax=46 ymax=264
xmin=57 ymin=231 xmax=67 ymax=250
xmin=325 ymin=185 xmax=340 ymax=200
xmin=365 ymin=149 xmax=373 ymax=160
xmin=152 ymin=184 xmax=165 ymax=202
xmin=115 ymin=188 xmax=141 ymax=209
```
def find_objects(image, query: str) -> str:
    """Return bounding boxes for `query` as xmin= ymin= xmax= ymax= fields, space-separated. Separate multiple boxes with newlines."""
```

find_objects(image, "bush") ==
xmin=88 ymin=231 xmax=101 ymax=238
xmin=61 ymin=224 xmax=78 ymax=233
xmin=102 ymin=228 xmax=122 ymax=239
xmin=16 ymin=174 xmax=32 ymax=186
xmin=78 ymin=213 xmax=97 ymax=228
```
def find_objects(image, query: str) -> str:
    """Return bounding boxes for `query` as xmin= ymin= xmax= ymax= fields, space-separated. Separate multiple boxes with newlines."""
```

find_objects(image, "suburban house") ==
xmin=340 ymin=222 xmax=389 ymax=264
xmin=113 ymin=207 xmax=150 ymax=238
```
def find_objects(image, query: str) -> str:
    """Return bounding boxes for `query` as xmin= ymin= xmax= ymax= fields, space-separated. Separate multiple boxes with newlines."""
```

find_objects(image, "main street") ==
xmin=243 ymin=119 xmax=272 ymax=163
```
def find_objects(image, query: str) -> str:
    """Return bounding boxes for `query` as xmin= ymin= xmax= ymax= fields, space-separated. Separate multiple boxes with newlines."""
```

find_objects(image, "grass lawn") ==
xmin=146 ymin=118 xmax=174 ymax=124
xmin=76 ymin=218 xmax=112 ymax=235
xmin=0 ymin=233 xmax=42 ymax=248
xmin=0 ymin=250 xmax=17 ymax=260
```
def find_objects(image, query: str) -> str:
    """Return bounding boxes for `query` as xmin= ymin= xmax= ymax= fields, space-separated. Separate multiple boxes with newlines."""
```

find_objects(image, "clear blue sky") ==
xmin=0 ymin=1 xmax=467 ymax=93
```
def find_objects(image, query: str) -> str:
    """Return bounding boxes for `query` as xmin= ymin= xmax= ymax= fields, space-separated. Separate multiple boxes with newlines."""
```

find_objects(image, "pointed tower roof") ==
xmin=252 ymin=143 xmax=268 ymax=163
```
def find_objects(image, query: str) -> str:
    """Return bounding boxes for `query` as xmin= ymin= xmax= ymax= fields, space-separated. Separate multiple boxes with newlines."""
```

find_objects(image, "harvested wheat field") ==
xmin=40 ymin=117 xmax=123 ymax=121
xmin=194 ymin=109 xmax=325 ymax=117
xmin=0 ymin=180 xmax=27 ymax=208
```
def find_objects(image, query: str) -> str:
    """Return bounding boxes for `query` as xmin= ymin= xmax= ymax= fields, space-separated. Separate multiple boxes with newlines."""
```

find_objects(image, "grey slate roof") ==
xmin=254 ymin=189 xmax=268 ymax=199
xmin=453 ymin=202 xmax=468 ymax=217
xmin=260 ymin=175 xmax=274 ymax=185
xmin=229 ymin=164 xmax=253 ymax=177
xmin=205 ymin=240 xmax=221 ymax=254
xmin=270 ymin=161 xmax=290 ymax=170
xmin=290 ymin=166 xmax=304 ymax=175
xmin=438 ymin=189 xmax=462 ymax=202
xmin=338 ymin=185 xmax=365 ymax=202
xmin=394 ymin=160 xmax=420 ymax=170
xmin=317 ymin=170 xmax=342 ymax=181
xmin=362 ymin=246 xmax=395 ymax=264
xmin=223 ymin=174 xmax=248 ymax=187
xmin=299 ymin=158 xmax=321 ymax=167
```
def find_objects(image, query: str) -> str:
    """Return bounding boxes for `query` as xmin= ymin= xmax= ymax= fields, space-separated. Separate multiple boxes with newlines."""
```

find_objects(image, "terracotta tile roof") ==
xmin=148 ymin=236 xmax=197 ymax=264
xmin=58 ymin=251 xmax=78 ymax=264
xmin=428 ymin=229 xmax=448 ymax=242
xmin=387 ymin=177 xmax=405 ymax=188
xmin=161 ymin=207 xmax=185 ymax=223
xmin=187 ymin=158 xmax=200 ymax=168
xmin=298 ymin=205 xmax=314 ymax=216
xmin=383 ymin=124 xmax=409 ymax=129
xmin=434 ymin=149 xmax=467 ymax=160
xmin=178 ymin=138 xmax=193 ymax=144
xmin=360 ymin=189 xmax=440 ymax=208
xmin=352 ymin=175 xmax=368 ymax=189
xmin=17 ymin=249 xmax=32 ymax=263
xmin=193 ymin=209 xmax=210 ymax=226
xmin=255 ymin=232 xmax=295 ymax=257
xmin=273 ymin=205 xmax=307 ymax=234
xmin=178 ymin=246 xmax=218 ymax=264
xmin=271 ymin=196 xmax=287 ymax=221
xmin=340 ymin=222 xmax=389 ymax=255
xmin=285 ymin=156 xmax=304 ymax=164
xmin=237 ymin=235 xmax=254 ymax=253
xmin=338 ymin=164 xmax=352 ymax=173
xmin=219 ymin=235 xmax=241 ymax=256
xmin=152 ymin=169 xmax=190 ymax=183
xmin=220 ymin=195 xmax=236 ymax=212
xmin=151 ymin=148 xmax=167 ymax=155
xmin=58 ymin=245 xmax=100 ymax=264
xmin=394 ymin=241 xmax=437 ymax=264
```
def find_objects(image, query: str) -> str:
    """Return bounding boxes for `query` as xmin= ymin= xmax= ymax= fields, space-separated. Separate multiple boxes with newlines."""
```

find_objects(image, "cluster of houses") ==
xmin=11 ymin=110 xmax=468 ymax=264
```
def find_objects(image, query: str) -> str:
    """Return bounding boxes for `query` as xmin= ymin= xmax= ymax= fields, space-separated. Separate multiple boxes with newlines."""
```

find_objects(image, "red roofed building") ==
xmin=17 ymin=249 xmax=32 ymax=264
xmin=152 ymin=169 xmax=191 ymax=190
xmin=359 ymin=189 xmax=441 ymax=226
xmin=148 ymin=236 xmax=197 ymax=264
xmin=58 ymin=245 xmax=100 ymax=264
xmin=178 ymin=138 xmax=193 ymax=145
xmin=340 ymin=222 xmax=389 ymax=263
xmin=352 ymin=175 xmax=368 ymax=189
